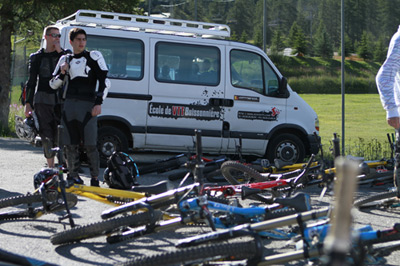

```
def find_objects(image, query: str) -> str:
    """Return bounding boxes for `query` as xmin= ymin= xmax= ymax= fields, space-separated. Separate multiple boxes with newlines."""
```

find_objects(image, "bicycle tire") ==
xmin=221 ymin=161 xmax=267 ymax=185
xmin=116 ymin=239 xmax=258 ymax=266
xmin=50 ymin=210 xmax=161 ymax=245
xmin=354 ymin=191 xmax=398 ymax=209
xmin=0 ymin=194 xmax=44 ymax=208
xmin=0 ymin=193 xmax=78 ymax=220
xmin=138 ymin=156 xmax=186 ymax=175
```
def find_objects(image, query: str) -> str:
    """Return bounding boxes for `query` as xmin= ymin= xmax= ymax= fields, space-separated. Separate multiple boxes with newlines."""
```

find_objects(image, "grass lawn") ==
xmin=300 ymin=94 xmax=394 ymax=159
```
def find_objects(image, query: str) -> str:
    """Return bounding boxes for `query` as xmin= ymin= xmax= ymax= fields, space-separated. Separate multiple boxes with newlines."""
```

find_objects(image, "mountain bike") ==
xmin=0 ymin=126 xmax=171 ymax=224
xmin=50 ymin=130 xmax=313 ymax=245
xmin=116 ymin=158 xmax=400 ymax=266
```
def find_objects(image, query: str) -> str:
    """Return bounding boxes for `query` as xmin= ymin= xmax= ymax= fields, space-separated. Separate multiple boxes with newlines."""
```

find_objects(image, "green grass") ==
xmin=300 ymin=94 xmax=394 ymax=160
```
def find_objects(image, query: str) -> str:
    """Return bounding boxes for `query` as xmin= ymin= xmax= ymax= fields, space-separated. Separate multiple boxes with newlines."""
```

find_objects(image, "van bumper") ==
xmin=307 ymin=134 xmax=321 ymax=155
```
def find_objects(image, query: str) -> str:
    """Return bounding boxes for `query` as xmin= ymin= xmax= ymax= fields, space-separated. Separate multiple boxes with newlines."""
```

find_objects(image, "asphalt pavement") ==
xmin=1 ymin=137 xmax=400 ymax=266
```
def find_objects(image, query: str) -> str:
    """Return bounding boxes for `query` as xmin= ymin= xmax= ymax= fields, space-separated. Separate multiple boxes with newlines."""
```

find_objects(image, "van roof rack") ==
xmin=57 ymin=10 xmax=231 ymax=39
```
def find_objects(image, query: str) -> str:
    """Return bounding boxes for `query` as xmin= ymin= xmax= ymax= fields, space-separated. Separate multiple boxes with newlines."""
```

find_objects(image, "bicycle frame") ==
xmin=62 ymin=183 xmax=145 ymax=206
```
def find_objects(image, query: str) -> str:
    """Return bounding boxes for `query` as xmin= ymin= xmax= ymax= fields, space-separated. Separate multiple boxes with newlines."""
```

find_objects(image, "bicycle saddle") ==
xmin=131 ymin=180 xmax=175 ymax=195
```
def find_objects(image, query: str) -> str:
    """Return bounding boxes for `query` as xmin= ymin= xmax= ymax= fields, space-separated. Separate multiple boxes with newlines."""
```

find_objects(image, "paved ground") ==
xmin=1 ymin=137 xmax=400 ymax=265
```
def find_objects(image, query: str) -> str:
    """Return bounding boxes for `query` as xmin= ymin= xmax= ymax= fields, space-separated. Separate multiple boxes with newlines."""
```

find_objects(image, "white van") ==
xmin=48 ymin=10 xmax=320 ymax=164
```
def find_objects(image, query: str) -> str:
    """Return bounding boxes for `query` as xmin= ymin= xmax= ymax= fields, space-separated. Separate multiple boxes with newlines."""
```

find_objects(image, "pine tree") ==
xmin=357 ymin=31 xmax=373 ymax=60
xmin=270 ymin=29 xmax=284 ymax=54
xmin=289 ymin=22 xmax=308 ymax=55
xmin=314 ymin=23 xmax=333 ymax=58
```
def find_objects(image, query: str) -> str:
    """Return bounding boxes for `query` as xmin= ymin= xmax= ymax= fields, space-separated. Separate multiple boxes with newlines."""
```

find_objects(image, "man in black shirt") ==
xmin=25 ymin=26 xmax=66 ymax=168
xmin=50 ymin=28 xmax=109 ymax=186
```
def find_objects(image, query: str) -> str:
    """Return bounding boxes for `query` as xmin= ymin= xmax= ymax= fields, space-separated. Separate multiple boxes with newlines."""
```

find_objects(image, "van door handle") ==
xmin=209 ymin=98 xmax=234 ymax=107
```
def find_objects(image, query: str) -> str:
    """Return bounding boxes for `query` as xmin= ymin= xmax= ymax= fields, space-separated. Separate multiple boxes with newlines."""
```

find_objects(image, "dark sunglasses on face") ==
xmin=47 ymin=33 xmax=61 ymax=38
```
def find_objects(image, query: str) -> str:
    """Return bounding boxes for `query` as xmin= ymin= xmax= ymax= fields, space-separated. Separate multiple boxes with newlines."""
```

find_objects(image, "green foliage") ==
xmin=269 ymin=54 xmax=381 ymax=94
xmin=239 ymin=32 xmax=248 ymax=44
xmin=357 ymin=31 xmax=374 ymax=60
xmin=313 ymin=23 xmax=333 ymax=58
xmin=270 ymin=30 xmax=285 ymax=54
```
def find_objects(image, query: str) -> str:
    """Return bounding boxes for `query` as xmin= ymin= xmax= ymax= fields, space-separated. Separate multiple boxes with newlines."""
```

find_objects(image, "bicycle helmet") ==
xmin=15 ymin=112 xmax=39 ymax=143
xmin=103 ymin=152 xmax=139 ymax=189
xmin=33 ymin=168 xmax=58 ymax=189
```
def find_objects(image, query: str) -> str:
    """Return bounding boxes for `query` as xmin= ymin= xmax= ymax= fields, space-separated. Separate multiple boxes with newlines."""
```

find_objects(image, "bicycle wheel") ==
xmin=221 ymin=161 xmax=267 ymax=185
xmin=50 ymin=210 xmax=161 ymax=245
xmin=0 ymin=192 xmax=78 ymax=220
xmin=116 ymin=239 xmax=259 ymax=266
xmin=354 ymin=191 xmax=398 ymax=209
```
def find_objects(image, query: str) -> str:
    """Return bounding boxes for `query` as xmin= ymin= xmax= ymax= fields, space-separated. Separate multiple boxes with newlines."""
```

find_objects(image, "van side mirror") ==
xmin=279 ymin=76 xmax=289 ymax=97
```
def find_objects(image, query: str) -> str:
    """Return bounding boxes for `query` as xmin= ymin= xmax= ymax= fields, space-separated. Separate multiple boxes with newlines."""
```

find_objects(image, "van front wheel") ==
xmin=266 ymin=133 xmax=305 ymax=163
xmin=98 ymin=126 xmax=129 ymax=166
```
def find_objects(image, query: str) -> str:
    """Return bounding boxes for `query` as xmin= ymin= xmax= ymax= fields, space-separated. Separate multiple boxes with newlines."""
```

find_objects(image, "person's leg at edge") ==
xmin=84 ymin=112 xmax=100 ymax=187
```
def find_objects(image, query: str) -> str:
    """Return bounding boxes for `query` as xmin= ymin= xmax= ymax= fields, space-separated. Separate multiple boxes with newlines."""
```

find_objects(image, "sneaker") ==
xmin=91 ymin=178 xmax=100 ymax=187
xmin=67 ymin=175 xmax=84 ymax=186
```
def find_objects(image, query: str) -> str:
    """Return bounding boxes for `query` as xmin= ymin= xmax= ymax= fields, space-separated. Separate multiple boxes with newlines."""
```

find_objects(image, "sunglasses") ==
xmin=47 ymin=33 xmax=61 ymax=38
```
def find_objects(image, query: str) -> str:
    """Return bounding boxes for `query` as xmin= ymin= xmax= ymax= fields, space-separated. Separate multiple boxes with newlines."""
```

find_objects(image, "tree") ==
xmin=0 ymin=0 xmax=140 ymax=132
xmin=313 ymin=23 xmax=333 ymax=58
xmin=357 ymin=31 xmax=373 ymax=60
xmin=270 ymin=29 xmax=285 ymax=54
xmin=373 ymin=37 xmax=387 ymax=63
xmin=289 ymin=21 xmax=308 ymax=55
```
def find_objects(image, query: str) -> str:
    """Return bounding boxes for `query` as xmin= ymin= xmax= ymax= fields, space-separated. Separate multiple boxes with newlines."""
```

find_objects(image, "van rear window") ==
xmin=86 ymin=35 xmax=144 ymax=80
xmin=155 ymin=42 xmax=220 ymax=86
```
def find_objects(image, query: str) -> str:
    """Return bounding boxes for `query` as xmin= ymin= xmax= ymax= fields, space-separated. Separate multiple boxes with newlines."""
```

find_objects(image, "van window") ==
xmin=230 ymin=50 xmax=280 ymax=97
xmin=155 ymin=42 xmax=220 ymax=86
xmin=86 ymin=35 xmax=144 ymax=80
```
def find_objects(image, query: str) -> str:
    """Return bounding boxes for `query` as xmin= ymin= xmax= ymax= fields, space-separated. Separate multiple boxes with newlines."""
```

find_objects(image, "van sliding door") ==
xmin=145 ymin=39 xmax=226 ymax=153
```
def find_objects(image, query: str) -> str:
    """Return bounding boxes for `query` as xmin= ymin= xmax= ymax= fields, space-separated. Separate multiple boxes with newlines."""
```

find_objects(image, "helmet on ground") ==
xmin=33 ymin=168 xmax=58 ymax=189
xmin=103 ymin=152 xmax=139 ymax=190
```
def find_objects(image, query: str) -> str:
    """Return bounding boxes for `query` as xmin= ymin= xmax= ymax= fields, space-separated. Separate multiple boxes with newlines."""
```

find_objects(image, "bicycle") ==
xmin=50 ymin=130 xmax=313 ymax=245
xmin=202 ymin=154 xmax=317 ymax=202
xmin=116 ymin=158 xmax=400 ymax=266
xmin=0 ymin=126 xmax=171 ymax=223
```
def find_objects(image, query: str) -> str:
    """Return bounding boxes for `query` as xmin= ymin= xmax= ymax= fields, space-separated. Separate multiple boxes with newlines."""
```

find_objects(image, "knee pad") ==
xmin=85 ymin=145 xmax=99 ymax=177
xmin=65 ymin=145 xmax=80 ymax=177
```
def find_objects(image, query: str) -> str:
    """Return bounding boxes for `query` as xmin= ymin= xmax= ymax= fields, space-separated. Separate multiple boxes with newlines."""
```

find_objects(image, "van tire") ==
xmin=266 ymin=133 xmax=305 ymax=163
xmin=98 ymin=126 xmax=129 ymax=167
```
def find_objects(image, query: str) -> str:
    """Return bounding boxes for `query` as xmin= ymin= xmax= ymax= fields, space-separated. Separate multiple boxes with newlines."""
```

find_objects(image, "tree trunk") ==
xmin=0 ymin=3 xmax=13 ymax=131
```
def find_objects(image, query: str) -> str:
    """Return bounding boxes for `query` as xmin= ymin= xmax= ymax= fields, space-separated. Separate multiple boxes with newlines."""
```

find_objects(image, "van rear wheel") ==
xmin=98 ymin=126 xmax=129 ymax=167
xmin=266 ymin=133 xmax=305 ymax=163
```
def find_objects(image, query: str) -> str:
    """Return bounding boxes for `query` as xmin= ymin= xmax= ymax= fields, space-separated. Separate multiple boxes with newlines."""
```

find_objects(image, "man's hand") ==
xmin=60 ymin=62 xmax=69 ymax=75
xmin=388 ymin=117 xmax=400 ymax=129
xmin=24 ymin=103 xmax=32 ymax=117
xmin=92 ymin=105 xmax=101 ymax=117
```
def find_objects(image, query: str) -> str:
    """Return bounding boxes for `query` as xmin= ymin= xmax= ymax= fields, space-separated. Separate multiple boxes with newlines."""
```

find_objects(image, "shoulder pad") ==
xmin=29 ymin=48 xmax=45 ymax=59
xmin=90 ymin=51 xmax=103 ymax=61
xmin=90 ymin=50 xmax=108 ymax=71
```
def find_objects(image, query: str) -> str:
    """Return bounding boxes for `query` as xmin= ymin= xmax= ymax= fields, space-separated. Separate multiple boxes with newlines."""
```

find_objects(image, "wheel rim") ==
xmin=276 ymin=141 xmax=298 ymax=162
xmin=100 ymin=136 xmax=119 ymax=157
